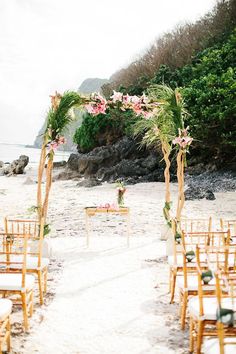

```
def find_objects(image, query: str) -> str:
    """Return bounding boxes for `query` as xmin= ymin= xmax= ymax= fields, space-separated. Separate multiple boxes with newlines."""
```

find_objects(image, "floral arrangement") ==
xmin=116 ymin=181 xmax=126 ymax=207
xmin=48 ymin=135 xmax=66 ymax=152
xmin=172 ymin=127 xmax=193 ymax=150
xmin=85 ymin=90 xmax=159 ymax=119
xmin=97 ymin=203 xmax=119 ymax=210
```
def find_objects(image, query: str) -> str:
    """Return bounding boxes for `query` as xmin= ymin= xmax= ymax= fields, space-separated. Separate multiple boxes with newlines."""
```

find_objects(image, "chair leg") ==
xmin=189 ymin=316 xmax=194 ymax=353
xmin=170 ymin=270 xmax=177 ymax=303
xmin=43 ymin=268 xmax=48 ymax=294
xmin=169 ymin=268 xmax=172 ymax=292
xmin=38 ymin=270 xmax=44 ymax=305
xmin=21 ymin=293 xmax=29 ymax=331
xmin=196 ymin=320 xmax=204 ymax=354
xmin=6 ymin=316 xmax=11 ymax=352
xmin=29 ymin=290 xmax=34 ymax=317
xmin=217 ymin=322 xmax=224 ymax=354
xmin=181 ymin=292 xmax=188 ymax=330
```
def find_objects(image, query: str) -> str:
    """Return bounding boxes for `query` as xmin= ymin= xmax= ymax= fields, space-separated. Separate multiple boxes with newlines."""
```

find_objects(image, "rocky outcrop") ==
xmin=1 ymin=155 xmax=29 ymax=176
xmin=56 ymin=137 xmax=168 ymax=184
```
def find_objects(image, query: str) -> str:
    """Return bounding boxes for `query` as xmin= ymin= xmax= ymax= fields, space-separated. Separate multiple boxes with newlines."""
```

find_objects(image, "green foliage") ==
xmin=133 ymin=85 xmax=188 ymax=151
xmin=46 ymin=91 xmax=85 ymax=141
xmin=182 ymin=30 xmax=236 ymax=157
xmin=73 ymin=109 xmax=138 ymax=152
xmin=145 ymin=29 xmax=236 ymax=160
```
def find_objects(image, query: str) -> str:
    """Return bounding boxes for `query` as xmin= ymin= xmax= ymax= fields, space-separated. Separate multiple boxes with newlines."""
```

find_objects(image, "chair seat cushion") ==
xmin=203 ymin=338 xmax=236 ymax=354
xmin=189 ymin=296 xmax=236 ymax=320
xmin=177 ymin=275 xmax=198 ymax=291
xmin=0 ymin=299 xmax=12 ymax=321
xmin=0 ymin=273 xmax=35 ymax=291
xmin=11 ymin=256 xmax=49 ymax=270
xmin=0 ymin=255 xmax=49 ymax=270
xmin=177 ymin=276 xmax=215 ymax=292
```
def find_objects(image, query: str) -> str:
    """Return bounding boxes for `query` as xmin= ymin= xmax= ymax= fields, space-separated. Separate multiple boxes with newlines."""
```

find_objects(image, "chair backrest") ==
xmin=215 ymin=272 xmax=236 ymax=354
xmin=195 ymin=245 xmax=235 ymax=318
xmin=182 ymin=230 xmax=231 ymax=250
xmin=0 ymin=232 xmax=29 ymax=290
xmin=180 ymin=217 xmax=212 ymax=233
xmin=220 ymin=219 xmax=236 ymax=244
xmin=4 ymin=217 xmax=45 ymax=267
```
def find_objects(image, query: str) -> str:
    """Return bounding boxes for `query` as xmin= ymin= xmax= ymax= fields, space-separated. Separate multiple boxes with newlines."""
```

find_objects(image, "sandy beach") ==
xmin=0 ymin=165 xmax=235 ymax=354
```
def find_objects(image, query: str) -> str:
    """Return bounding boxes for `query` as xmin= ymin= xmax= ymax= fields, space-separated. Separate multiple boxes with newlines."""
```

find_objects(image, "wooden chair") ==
xmin=0 ymin=232 xmax=35 ymax=331
xmin=188 ymin=244 xmax=235 ymax=354
xmin=220 ymin=219 xmax=236 ymax=244
xmin=180 ymin=217 xmax=212 ymax=234
xmin=177 ymin=243 xmax=225 ymax=330
xmin=4 ymin=218 xmax=49 ymax=305
xmin=0 ymin=299 xmax=12 ymax=354
xmin=169 ymin=227 xmax=228 ymax=304
xmin=215 ymin=272 xmax=236 ymax=354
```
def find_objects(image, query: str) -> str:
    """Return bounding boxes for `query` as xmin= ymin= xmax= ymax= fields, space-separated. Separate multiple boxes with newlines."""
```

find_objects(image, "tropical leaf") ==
xmin=45 ymin=91 xmax=86 ymax=141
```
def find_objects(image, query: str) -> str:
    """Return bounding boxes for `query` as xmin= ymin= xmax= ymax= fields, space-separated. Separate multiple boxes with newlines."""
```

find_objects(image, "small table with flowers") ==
xmin=84 ymin=206 xmax=131 ymax=247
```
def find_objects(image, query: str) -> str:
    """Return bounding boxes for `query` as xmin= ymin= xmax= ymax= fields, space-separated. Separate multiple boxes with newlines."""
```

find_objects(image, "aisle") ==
xmin=22 ymin=236 xmax=175 ymax=354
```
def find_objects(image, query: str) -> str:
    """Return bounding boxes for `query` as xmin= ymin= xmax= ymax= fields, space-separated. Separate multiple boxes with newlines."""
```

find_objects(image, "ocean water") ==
xmin=0 ymin=143 xmax=72 ymax=164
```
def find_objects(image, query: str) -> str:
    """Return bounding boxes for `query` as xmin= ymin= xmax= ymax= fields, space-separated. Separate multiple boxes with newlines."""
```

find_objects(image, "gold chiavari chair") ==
xmin=220 ymin=219 xmax=236 ymax=244
xmin=177 ymin=237 xmax=231 ymax=331
xmin=169 ymin=227 xmax=228 ymax=304
xmin=180 ymin=217 xmax=212 ymax=234
xmin=188 ymin=244 xmax=235 ymax=354
xmin=169 ymin=217 xmax=212 ymax=303
xmin=4 ymin=218 xmax=49 ymax=305
xmin=0 ymin=299 xmax=12 ymax=354
xmin=0 ymin=232 xmax=35 ymax=330
xmin=215 ymin=272 xmax=236 ymax=354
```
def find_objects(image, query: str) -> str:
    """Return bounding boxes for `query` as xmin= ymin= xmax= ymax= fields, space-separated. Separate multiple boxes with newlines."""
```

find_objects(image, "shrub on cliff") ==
xmin=73 ymin=109 xmax=138 ymax=152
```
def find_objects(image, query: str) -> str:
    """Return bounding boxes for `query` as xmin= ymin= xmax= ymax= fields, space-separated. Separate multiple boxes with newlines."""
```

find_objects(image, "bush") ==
xmin=73 ymin=109 xmax=138 ymax=152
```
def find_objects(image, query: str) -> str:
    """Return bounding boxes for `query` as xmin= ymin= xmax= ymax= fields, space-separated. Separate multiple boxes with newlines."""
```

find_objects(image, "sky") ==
xmin=0 ymin=0 xmax=216 ymax=145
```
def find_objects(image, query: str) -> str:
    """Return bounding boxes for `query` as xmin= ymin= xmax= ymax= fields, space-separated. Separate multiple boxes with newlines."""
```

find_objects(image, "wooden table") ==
xmin=84 ymin=207 xmax=131 ymax=247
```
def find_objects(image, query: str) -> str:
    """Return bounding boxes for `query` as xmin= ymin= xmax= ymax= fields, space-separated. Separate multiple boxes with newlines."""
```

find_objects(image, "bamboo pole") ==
xmin=176 ymin=149 xmax=185 ymax=222
xmin=162 ymin=143 xmax=171 ymax=204
xmin=42 ymin=153 xmax=54 ymax=220
xmin=37 ymin=143 xmax=47 ymax=220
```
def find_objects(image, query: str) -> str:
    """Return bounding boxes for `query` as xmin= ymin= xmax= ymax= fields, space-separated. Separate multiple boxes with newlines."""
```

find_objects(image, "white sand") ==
xmin=0 ymin=166 xmax=235 ymax=354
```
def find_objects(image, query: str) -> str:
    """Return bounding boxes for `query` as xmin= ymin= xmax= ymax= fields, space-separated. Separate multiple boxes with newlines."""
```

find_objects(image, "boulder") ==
xmin=77 ymin=178 xmax=102 ymax=188
xmin=185 ymin=186 xmax=215 ymax=201
xmin=4 ymin=155 xmax=29 ymax=175
xmin=205 ymin=190 xmax=216 ymax=200
xmin=185 ymin=187 xmax=204 ymax=200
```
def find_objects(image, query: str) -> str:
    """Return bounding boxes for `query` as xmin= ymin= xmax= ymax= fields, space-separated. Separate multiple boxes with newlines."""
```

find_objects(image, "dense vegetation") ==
xmin=74 ymin=109 xmax=137 ymax=152
xmin=74 ymin=0 xmax=236 ymax=164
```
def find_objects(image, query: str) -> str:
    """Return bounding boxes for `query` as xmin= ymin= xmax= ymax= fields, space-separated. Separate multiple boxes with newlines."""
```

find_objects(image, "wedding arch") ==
xmin=36 ymin=87 xmax=192 ymax=235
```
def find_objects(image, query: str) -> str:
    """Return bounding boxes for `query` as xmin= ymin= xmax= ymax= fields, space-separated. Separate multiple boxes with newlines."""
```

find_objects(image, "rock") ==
xmin=185 ymin=186 xmax=216 ymax=201
xmin=0 ymin=168 xmax=5 ymax=176
xmin=185 ymin=187 xmax=205 ymax=200
xmin=76 ymin=178 xmax=102 ymax=188
xmin=4 ymin=155 xmax=29 ymax=175
xmin=0 ymin=161 xmax=4 ymax=168
xmin=205 ymin=190 xmax=216 ymax=200
xmin=45 ymin=161 xmax=67 ymax=168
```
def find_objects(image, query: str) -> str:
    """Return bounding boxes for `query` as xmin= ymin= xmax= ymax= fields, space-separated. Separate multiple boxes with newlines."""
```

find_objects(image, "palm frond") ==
xmin=45 ymin=91 xmax=86 ymax=140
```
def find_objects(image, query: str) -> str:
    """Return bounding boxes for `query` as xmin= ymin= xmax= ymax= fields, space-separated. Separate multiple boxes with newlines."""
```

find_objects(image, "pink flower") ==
xmin=130 ymin=95 xmax=141 ymax=105
xmin=122 ymin=94 xmax=132 ymax=104
xmin=111 ymin=91 xmax=123 ymax=103
xmin=49 ymin=142 xmax=59 ymax=152
xmin=172 ymin=130 xmax=193 ymax=149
